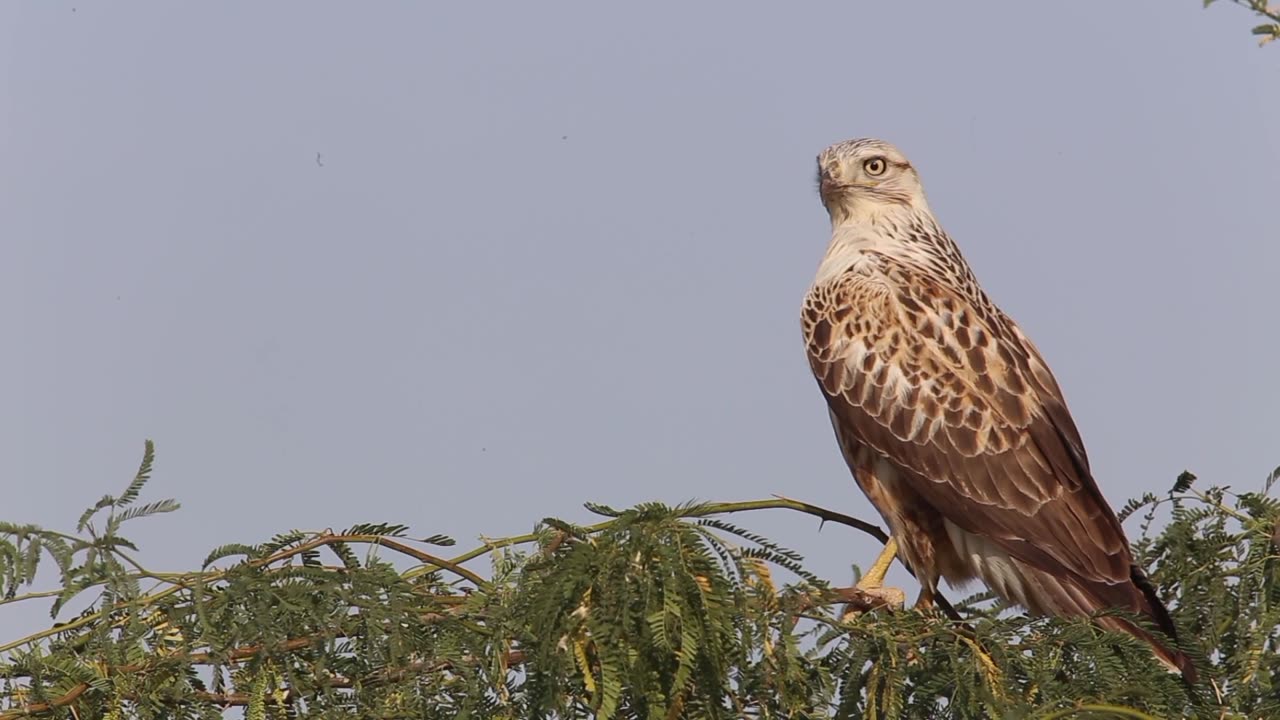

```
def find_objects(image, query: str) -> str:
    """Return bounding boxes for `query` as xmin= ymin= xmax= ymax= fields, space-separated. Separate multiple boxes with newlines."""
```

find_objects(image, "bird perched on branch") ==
xmin=801 ymin=137 xmax=1195 ymax=682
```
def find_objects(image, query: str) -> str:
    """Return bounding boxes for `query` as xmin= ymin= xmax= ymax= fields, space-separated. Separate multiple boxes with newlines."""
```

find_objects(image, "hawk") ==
xmin=801 ymin=138 xmax=1194 ymax=681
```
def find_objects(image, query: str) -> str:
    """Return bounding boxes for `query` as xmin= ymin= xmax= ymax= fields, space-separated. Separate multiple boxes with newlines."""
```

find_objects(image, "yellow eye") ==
xmin=863 ymin=157 xmax=888 ymax=176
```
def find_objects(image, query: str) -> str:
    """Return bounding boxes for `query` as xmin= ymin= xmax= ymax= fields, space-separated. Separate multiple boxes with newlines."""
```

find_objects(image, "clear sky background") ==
xmin=2 ymin=3 xmax=1277 ymax=641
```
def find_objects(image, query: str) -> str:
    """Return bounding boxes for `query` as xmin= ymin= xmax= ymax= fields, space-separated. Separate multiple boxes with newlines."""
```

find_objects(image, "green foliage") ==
xmin=0 ymin=444 xmax=1277 ymax=719
xmin=1205 ymin=0 xmax=1280 ymax=45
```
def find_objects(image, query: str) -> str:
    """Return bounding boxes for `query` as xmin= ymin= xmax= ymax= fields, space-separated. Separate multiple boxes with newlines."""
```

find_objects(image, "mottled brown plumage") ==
xmin=803 ymin=138 xmax=1194 ymax=681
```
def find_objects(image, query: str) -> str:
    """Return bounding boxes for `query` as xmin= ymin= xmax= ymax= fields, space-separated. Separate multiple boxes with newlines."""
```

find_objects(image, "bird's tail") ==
xmin=1100 ymin=567 xmax=1197 ymax=685
xmin=1096 ymin=613 xmax=1197 ymax=685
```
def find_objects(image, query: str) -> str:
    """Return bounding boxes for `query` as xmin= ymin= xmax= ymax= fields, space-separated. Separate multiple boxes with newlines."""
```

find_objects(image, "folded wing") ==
xmin=802 ymin=257 xmax=1131 ymax=590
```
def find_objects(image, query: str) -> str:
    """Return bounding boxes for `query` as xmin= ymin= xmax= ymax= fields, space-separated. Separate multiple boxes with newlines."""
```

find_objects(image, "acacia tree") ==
xmin=0 ymin=441 xmax=1276 ymax=719
xmin=1208 ymin=0 xmax=1280 ymax=45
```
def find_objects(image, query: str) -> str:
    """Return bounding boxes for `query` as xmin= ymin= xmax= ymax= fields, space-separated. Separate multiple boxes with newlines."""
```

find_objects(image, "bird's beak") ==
xmin=818 ymin=172 xmax=840 ymax=205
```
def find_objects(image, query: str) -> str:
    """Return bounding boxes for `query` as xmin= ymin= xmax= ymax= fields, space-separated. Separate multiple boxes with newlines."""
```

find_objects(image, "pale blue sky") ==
xmin=1 ymin=3 xmax=1277 ymax=640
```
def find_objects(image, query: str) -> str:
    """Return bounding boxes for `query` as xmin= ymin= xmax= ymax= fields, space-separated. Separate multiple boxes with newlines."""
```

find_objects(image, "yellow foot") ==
xmin=858 ymin=537 xmax=899 ymax=589
xmin=836 ymin=585 xmax=907 ymax=619
xmin=836 ymin=538 xmax=905 ymax=618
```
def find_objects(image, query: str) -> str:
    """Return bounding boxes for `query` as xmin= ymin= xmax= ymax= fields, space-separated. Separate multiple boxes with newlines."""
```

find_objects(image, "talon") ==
xmin=833 ymin=537 xmax=905 ymax=617
xmin=838 ymin=585 xmax=906 ymax=619
xmin=802 ymin=538 xmax=909 ymax=619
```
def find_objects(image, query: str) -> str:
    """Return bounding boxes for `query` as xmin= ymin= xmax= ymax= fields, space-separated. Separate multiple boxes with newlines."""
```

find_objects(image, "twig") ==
xmin=1190 ymin=490 xmax=1253 ymax=524
xmin=694 ymin=495 xmax=890 ymax=544
xmin=436 ymin=495 xmax=891 ymax=574
xmin=254 ymin=533 xmax=487 ymax=587
xmin=1034 ymin=703 xmax=1164 ymax=720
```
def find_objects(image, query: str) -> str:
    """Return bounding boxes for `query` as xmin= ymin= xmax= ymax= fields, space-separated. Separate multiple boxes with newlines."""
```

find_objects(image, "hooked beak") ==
xmin=818 ymin=170 xmax=844 ymax=205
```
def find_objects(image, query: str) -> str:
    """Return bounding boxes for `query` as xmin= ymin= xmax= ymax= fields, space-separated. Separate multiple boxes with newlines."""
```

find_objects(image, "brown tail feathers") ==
xmin=1123 ymin=566 xmax=1197 ymax=685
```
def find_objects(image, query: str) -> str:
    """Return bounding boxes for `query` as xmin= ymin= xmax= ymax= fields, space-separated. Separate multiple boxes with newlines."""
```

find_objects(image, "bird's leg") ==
xmin=857 ymin=537 xmax=899 ymax=590
xmin=914 ymin=584 xmax=935 ymax=612
xmin=832 ymin=538 xmax=906 ymax=618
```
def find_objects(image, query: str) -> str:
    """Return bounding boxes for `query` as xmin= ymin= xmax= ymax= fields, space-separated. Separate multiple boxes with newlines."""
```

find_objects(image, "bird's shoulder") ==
xmin=804 ymin=252 xmax=1078 ymax=463
xmin=801 ymin=251 xmax=895 ymax=361
xmin=803 ymin=252 xmax=1018 ymax=389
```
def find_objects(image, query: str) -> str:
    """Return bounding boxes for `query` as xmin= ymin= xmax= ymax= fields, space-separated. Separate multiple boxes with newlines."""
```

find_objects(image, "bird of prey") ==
xmin=801 ymin=138 xmax=1194 ymax=681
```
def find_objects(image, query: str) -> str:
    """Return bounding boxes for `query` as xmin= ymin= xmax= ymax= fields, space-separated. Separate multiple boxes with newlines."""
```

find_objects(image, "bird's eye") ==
xmin=863 ymin=157 xmax=888 ymax=176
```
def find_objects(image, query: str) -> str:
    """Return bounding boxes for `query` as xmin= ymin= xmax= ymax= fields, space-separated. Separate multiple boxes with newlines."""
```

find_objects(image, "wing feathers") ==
xmin=803 ymin=262 xmax=1132 ymax=586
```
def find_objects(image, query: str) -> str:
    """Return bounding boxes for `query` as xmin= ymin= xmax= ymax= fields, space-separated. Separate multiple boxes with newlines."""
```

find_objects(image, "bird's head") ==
xmin=816 ymin=138 xmax=930 ymax=225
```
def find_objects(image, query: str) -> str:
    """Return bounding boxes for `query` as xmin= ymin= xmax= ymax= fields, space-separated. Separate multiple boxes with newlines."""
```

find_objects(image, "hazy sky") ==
xmin=2 ymin=3 xmax=1277 ymax=640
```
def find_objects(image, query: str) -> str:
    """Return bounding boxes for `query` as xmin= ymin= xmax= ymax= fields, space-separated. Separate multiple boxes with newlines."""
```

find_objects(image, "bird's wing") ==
xmin=802 ymin=257 xmax=1131 ymax=585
